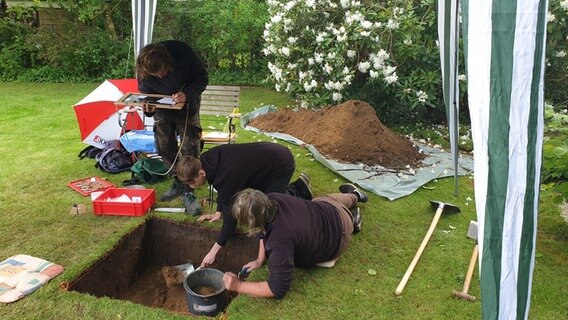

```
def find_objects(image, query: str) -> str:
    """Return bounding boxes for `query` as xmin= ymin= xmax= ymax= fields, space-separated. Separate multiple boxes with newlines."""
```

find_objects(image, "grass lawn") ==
xmin=0 ymin=82 xmax=567 ymax=319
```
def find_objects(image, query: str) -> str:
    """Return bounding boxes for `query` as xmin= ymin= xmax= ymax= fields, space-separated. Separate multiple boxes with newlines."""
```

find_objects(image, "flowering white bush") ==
xmin=263 ymin=0 xmax=568 ymax=122
xmin=263 ymin=0 xmax=401 ymax=107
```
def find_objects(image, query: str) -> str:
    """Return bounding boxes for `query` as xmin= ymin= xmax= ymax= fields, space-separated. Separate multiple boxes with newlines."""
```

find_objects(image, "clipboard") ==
xmin=115 ymin=92 xmax=184 ymax=110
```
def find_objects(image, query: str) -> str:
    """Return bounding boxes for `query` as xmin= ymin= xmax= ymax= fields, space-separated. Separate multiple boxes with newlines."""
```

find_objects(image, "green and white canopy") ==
xmin=132 ymin=0 xmax=157 ymax=58
xmin=439 ymin=0 xmax=548 ymax=318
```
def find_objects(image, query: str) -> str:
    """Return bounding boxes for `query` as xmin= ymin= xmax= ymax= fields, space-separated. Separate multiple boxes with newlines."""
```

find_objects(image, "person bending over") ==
xmin=176 ymin=142 xmax=313 ymax=270
xmin=222 ymin=184 xmax=367 ymax=298
xmin=136 ymin=40 xmax=208 ymax=215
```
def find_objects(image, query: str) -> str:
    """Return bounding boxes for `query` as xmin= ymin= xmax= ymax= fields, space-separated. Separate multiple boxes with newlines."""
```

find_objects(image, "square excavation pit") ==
xmin=66 ymin=217 xmax=258 ymax=316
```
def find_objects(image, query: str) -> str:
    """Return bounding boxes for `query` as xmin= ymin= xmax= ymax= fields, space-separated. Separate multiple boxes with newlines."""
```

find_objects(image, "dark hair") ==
xmin=136 ymin=43 xmax=174 ymax=79
xmin=231 ymin=189 xmax=277 ymax=234
xmin=176 ymin=156 xmax=202 ymax=185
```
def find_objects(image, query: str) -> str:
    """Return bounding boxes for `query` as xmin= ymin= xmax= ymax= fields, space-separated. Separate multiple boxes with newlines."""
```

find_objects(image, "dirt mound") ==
xmin=249 ymin=100 xmax=424 ymax=168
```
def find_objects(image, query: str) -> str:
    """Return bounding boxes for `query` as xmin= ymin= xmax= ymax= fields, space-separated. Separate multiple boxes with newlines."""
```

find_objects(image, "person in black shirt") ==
xmin=136 ymin=40 xmax=208 ymax=215
xmin=176 ymin=142 xmax=313 ymax=269
xmin=221 ymin=185 xmax=366 ymax=298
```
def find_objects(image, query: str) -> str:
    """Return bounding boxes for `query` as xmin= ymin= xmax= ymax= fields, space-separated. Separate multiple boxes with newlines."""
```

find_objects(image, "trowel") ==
xmin=174 ymin=263 xmax=194 ymax=276
xmin=174 ymin=263 xmax=201 ymax=277
xmin=155 ymin=207 xmax=186 ymax=213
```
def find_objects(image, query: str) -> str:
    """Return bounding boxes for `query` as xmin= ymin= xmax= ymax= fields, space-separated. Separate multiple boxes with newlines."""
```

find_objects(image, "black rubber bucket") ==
xmin=183 ymin=268 xmax=227 ymax=316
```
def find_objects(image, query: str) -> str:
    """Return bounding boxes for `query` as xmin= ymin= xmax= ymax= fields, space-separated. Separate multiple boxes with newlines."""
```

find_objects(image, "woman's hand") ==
xmin=242 ymin=259 xmax=263 ymax=272
xmin=223 ymin=272 xmax=241 ymax=292
xmin=197 ymin=211 xmax=222 ymax=222
xmin=200 ymin=250 xmax=217 ymax=267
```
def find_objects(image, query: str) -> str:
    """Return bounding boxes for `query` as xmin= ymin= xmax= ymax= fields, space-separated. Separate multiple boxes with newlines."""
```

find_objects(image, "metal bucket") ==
xmin=183 ymin=268 xmax=227 ymax=316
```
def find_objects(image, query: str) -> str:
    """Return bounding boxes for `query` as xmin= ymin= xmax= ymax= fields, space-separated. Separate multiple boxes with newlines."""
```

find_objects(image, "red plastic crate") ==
xmin=93 ymin=188 xmax=156 ymax=217
xmin=67 ymin=177 xmax=115 ymax=196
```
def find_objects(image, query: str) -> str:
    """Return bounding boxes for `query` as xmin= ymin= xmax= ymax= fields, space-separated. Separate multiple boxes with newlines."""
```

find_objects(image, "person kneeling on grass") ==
xmin=222 ymin=184 xmax=367 ymax=298
xmin=175 ymin=142 xmax=313 ymax=270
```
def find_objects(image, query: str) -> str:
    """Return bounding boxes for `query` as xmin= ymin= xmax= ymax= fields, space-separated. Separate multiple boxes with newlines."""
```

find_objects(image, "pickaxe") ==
xmin=453 ymin=220 xmax=478 ymax=302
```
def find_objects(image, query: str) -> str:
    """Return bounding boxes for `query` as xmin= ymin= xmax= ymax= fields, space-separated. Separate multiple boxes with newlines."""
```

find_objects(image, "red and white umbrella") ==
xmin=73 ymin=79 xmax=153 ymax=149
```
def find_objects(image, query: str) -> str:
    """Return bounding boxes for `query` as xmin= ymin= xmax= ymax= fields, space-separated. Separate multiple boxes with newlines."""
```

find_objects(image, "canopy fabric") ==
xmin=437 ymin=0 xmax=460 ymax=196
xmin=132 ymin=0 xmax=157 ymax=59
xmin=462 ymin=1 xmax=548 ymax=319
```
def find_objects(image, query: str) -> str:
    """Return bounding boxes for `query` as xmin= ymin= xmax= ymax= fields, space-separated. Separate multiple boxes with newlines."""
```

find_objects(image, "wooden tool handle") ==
xmin=462 ymin=243 xmax=479 ymax=293
xmin=395 ymin=205 xmax=444 ymax=296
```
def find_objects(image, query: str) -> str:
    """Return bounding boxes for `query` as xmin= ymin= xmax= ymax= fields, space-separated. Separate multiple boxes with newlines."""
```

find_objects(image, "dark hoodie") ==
xmin=137 ymin=40 xmax=209 ymax=126
xmin=199 ymin=142 xmax=295 ymax=246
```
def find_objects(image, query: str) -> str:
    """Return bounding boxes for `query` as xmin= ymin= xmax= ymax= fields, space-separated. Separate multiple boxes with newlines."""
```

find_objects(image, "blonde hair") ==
xmin=136 ymin=43 xmax=174 ymax=79
xmin=176 ymin=156 xmax=202 ymax=185
xmin=231 ymin=189 xmax=277 ymax=234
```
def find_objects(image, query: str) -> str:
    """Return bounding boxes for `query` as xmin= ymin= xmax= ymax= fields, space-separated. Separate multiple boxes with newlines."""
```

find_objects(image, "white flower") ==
xmin=304 ymin=80 xmax=317 ymax=92
xmin=340 ymin=0 xmax=350 ymax=8
xmin=561 ymin=0 xmax=568 ymax=10
xmin=305 ymin=0 xmax=316 ymax=8
xmin=314 ymin=53 xmax=323 ymax=64
xmin=382 ymin=66 xmax=396 ymax=77
xmin=324 ymin=63 xmax=334 ymax=74
xmin=280 ymin=47 xmax=290 ymax=56
xmin=370 ymin=70 xmax=379 ymax=78
xmin=416 ymin=90 xmax=428 ymax=103
xmin=347 ymin=50 xmax=356 ymax=58
xmin=288 ymin=37 xmax=298 ymax=44
xmin=385 ymin=73 xmax=398 ymax=84
xmin=458 ymin=74 xmax=467 ymax=81
xmin=547 ymin=12 xmax=555 ymax=22
xmin=337 ymin=34 xmax=347 ymax=42
xmin=308 ymin=58 xmax=315 ymax=65
xmin=554 ymin=51 xmax=566 ymax=58
xmin=377 ymin=50 xmax=389 ymax=62
xmin=403 ymin=39 xmax=412 ymax=45
xmin=393 ymin=7 xmax=404 ymax=16
xmin=358 ymin=61 xmax=371 ymax=73
xmin=271 ymin=14 xmax=283 ymax=24
xmin=284 ymin=1 xmax=297 ymax=11
xmin=332 ymin=92 xmax=343 ymax=101
xmin=386 ymin=19 xmax=400 ymax=30
xmin=361 ymin=20 xmax=373 ymax=29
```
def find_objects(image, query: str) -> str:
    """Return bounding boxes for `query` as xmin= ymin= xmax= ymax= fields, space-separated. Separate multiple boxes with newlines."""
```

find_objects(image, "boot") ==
xmin=181 ymin=192 xmax=202 ymax=216
xmin=293 ymin=173 xmax=313 ymax=200
xmin=350 ymin=207 xmax=362 ymax=233
xmin=160 ymin=177 xmax=185 ymax=201
xmin=339 ymin=183 xmax=368 ymax=203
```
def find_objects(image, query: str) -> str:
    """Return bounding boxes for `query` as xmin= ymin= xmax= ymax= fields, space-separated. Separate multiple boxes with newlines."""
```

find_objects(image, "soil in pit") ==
xmin=249 ymin=100 xmax=425 ymax=168
xmin=67 ymin=218 xmax=258 ymax=316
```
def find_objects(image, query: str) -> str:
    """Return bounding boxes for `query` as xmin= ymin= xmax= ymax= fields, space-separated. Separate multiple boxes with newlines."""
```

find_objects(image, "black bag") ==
xmin=78 ymin=145 xmax=102 ymax=160
xmin=95 ymin=148 xmax=133 ymax=173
